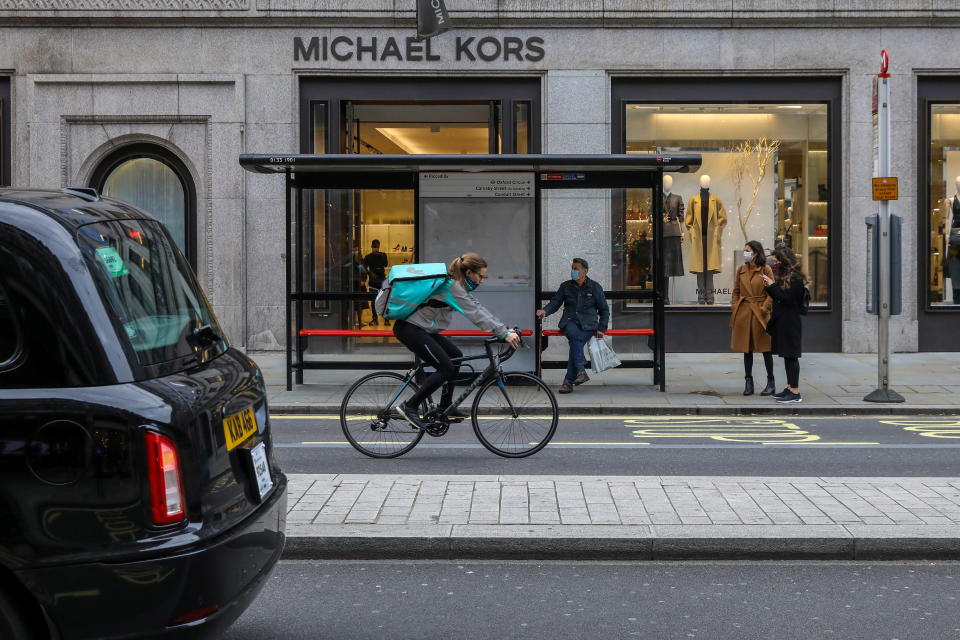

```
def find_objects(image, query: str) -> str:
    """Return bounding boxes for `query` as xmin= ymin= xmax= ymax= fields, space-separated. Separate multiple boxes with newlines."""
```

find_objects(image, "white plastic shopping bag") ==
xmin=587 ymin=336 xmax=622 ymax=373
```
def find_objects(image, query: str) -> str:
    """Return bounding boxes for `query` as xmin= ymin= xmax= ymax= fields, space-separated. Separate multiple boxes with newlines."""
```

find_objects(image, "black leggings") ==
xmin=744 ymin=352 xmax=774 ymax=378
xmin=784 ymin=356 xmax=800 ymax=388
xmin=394 ymin=320 xmax=462 ymax=409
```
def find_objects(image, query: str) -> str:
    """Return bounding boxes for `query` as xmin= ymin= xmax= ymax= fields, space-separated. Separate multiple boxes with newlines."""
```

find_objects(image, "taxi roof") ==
xmin=0 ymin=188 xmax=151 ymax=229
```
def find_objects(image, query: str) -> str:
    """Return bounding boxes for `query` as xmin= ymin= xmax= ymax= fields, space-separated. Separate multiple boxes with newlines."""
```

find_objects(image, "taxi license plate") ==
xmin=223 ymin=407 xmax=258 ymax=451
xmin=248 ymin=442 xmax=273 ymax=500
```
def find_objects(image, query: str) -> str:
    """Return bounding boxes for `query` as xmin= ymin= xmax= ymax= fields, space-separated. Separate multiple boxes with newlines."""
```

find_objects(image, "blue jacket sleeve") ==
xmin=542 ymin=283 xmax=566 ymax=316
xmin=595 ymin=283 xmax=610 ymax=332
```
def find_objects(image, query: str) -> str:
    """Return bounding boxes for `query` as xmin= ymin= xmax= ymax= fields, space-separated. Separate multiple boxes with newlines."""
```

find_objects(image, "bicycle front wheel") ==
xmin=340 ymin=372 xmax=425 ymax=458
xmin=471 ymin=372 xmax=559 ymax=458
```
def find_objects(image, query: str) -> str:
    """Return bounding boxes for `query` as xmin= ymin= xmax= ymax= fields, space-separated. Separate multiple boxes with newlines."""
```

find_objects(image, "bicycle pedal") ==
xmin=447 ymin=416 xmax=465 ymax=424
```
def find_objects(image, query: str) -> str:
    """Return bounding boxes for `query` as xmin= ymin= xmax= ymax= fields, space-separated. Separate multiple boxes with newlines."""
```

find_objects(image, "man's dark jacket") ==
xmin=542 ymin=277 xmax=609 ymax=332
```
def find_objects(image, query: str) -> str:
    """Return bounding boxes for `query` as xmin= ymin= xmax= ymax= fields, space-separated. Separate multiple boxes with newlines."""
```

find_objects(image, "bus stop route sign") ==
xmin=872 ymin=177 xmax=898 ymax=200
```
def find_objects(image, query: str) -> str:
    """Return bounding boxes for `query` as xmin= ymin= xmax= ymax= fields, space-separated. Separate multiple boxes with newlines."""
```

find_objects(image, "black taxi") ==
xmin=0 ymin=188 xmax=286 ymax=639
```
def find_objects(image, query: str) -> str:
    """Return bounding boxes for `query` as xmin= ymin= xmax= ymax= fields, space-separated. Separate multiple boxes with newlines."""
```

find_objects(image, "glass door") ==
xmin=302 ymin=101 xmax=507 ymax=356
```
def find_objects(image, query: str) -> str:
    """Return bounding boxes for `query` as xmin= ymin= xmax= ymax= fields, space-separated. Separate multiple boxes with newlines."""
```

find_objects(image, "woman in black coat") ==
xmin=760 ymin=245 xmax=806 ymax=404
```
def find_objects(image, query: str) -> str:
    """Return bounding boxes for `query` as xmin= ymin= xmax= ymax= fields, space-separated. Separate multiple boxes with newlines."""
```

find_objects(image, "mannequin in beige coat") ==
xmin=730 ymin=240 xmax=775 ymax=396
xmin=685 ymin=175 xmax=727 ymax=304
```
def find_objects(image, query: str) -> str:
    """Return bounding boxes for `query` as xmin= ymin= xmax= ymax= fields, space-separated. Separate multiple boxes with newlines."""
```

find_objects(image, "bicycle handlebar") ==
xmin=484 ymin=327 xmax=526 ymax=363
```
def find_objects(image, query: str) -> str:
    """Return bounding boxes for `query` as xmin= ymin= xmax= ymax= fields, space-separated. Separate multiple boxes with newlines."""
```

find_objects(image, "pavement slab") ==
xmin=282 ymin=473 xmax=960 ymax=560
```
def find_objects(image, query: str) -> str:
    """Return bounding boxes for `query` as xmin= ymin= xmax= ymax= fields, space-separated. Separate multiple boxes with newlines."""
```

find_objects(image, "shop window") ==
xmin=91 ymin=144 xmax=196 ymax=267
xmin=621 ymin=103 xmax=830 ymax=308
xmin=928 ymin=104 xmax=960 ymax=308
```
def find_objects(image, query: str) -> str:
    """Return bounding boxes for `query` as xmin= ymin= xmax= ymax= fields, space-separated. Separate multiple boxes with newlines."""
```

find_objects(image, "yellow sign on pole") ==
xmin=872 ymin=176 xmax=898 ymax=201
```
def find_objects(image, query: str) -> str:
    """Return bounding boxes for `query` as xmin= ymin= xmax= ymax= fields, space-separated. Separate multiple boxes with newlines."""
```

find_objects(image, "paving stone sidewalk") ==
xmin=282 ymin=474 xmax=960 ymax=560
xmin=251 ymin=351 xmax=960 ymax=413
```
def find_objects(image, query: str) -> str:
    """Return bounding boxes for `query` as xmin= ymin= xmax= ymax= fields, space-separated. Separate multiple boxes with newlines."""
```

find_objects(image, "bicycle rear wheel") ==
xmin=471 ymin=372 xmax=559 ymax=458
xmin=340 ymin=372 xmax=425 ymax=458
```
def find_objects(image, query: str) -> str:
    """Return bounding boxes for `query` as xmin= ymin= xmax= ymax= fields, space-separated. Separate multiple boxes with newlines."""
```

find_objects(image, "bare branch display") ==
xmin=732 ymin=137 xmax=781 ymax=244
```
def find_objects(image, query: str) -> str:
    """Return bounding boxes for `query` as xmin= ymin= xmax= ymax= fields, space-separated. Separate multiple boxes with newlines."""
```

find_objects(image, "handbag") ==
xmin=587 ymin=337 xmax=622 ymax=373
xmin=799 ymin=286 xmax=811 ymax=315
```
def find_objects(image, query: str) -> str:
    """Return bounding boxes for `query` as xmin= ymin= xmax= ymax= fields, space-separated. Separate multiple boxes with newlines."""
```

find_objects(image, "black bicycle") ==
xmin=339 ymin=330 xmax=559 ymax=458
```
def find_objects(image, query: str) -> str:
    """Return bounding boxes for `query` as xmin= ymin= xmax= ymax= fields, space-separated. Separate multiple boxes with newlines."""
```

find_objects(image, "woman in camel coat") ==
xmin=730 ymin=240 xmax=775 ymax=396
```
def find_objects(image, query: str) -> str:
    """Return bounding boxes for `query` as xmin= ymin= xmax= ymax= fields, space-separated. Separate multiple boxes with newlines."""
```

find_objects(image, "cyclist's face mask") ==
xmin=464 ymin=269 xmax=487 ymax=291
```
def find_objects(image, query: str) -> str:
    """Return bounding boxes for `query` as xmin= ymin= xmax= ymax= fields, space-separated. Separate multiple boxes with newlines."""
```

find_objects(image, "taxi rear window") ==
xmin=77 ymin=219 xmax=221 ymax=367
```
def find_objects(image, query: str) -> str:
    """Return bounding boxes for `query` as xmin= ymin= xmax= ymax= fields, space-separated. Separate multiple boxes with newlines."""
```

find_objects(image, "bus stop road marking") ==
xmin=879 ymin=419 xmax=960 ymax=439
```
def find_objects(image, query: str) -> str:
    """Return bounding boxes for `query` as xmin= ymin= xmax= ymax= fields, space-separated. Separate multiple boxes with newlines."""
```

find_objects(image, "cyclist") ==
xmin=388 ymin=252 xmax=521 ymax=430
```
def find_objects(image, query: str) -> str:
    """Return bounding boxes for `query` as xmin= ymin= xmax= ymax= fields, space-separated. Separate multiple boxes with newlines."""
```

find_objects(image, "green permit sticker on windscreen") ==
xmin=95 ymin=246 xmax=129 ymax=277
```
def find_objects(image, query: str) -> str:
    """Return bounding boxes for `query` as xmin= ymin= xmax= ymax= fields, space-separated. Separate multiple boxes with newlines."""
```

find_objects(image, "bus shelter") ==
xmin=239 ymin=153 xmax=702 ymax=391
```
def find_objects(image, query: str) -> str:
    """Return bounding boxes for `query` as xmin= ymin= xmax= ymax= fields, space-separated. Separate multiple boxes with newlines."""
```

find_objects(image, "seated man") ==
xmin=536 ymin=257 xmax=609 ymax=394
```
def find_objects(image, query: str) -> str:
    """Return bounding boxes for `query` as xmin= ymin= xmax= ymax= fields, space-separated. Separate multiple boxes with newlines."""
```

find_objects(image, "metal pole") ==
xmin=285 ymin=169 xmax=293 ymax=391
xmin=295 ymin=185 xmax=304 ymax=386
xmin=865 ymin=51 xmax=904 ymax=403
xmin=653 ymin=169 xmax=666 ymax=391
xmin=878 ymin=72 xmax=891 ymax=390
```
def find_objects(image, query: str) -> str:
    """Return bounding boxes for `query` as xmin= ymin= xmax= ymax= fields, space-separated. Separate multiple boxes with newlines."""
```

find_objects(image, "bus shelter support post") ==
xmin=295 ymin=185 xmax=305 ymax=386
xmin=285 ymin=169 xmax=293 ymax=391
xmin=653 ymin=169 xmax=666 ymax=391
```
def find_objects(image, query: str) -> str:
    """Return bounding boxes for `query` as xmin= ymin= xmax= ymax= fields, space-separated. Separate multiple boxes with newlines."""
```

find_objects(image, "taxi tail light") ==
xmin=169 ymin=603 xmax=219 ymax=626
xmin=145 ymin=431 xmax=186 ymax=525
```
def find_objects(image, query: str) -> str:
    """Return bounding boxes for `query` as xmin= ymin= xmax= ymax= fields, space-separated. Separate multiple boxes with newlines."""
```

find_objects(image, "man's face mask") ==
xmin=571 ymin=269 xmax=582 ymax=281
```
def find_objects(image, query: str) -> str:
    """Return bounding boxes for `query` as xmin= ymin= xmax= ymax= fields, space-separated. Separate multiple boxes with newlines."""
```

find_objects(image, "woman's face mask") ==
xmin=743 ymin=250 xmax=754 ymax=261
xmin=464 ymin=276 xmax=480 ymax=291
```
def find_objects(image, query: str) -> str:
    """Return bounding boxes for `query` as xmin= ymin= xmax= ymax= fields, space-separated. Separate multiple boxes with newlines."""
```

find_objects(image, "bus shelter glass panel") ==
xmin=419 ymin=172 xmax=536 ymax=372
xmin=560 ymin=188 xmax=654 ymax=360
xmin=623 ymin=103 xmax=830 ymax=308
xmin=929 ymin=104 xmax=960 ymax=307
xmin=300 ymin=188 xmax=414 ymax=360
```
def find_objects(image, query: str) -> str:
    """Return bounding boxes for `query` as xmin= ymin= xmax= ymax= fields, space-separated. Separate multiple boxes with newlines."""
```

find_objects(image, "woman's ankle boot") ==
xmin=743 ymin=376 xmax=754 ymax=396
xmin=760 ymin=376 xmax=776 ymax=396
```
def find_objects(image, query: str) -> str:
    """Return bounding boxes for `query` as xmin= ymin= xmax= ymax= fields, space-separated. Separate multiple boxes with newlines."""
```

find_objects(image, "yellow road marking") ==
xmin=761 ymin=442 xmax=880 ymax=445
xmin=536 ymin=442 xmax=649 ymax=446
xmin=624 ymin=416 xmax=819 ymax=444
xmin=880 ymin=419 xmax=960 ymax=439
xmin=302 ymin=442 xmax=416 ymax=446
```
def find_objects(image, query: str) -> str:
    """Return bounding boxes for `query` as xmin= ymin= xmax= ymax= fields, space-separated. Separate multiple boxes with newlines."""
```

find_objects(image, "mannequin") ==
xmin=783 ymin=206 xmax=794 ymax=247
xmin=685 ymin=174 xmax=728 ymax=304
xmin=946 ymin=176 xmax=960 ymax=304
xmin=631 ymin=222 xmax=652 ymax=288
xmin=661 ymin=175 xmax=685 ymax=300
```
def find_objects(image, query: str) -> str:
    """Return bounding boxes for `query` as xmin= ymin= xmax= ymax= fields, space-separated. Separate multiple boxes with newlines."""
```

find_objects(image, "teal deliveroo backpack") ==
xmin=373 ymin=263 xmax=463 ymax=321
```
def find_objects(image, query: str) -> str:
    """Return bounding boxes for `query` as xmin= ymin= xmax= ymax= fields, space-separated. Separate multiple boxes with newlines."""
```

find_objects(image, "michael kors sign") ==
xmin=294 ymin=35 xmax=546 ymax=63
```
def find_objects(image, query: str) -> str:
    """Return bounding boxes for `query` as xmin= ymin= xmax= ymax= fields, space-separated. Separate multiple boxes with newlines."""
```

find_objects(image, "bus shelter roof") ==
xmin=239 ymin=153 xmax=702 ymax=189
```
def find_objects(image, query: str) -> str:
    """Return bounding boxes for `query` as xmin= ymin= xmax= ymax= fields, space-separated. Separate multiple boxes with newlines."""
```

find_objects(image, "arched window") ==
xmin=90 ymin=143 xmax=197 ymax=266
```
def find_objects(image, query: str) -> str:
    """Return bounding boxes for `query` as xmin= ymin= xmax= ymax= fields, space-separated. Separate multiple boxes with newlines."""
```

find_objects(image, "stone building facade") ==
xmin=2 ymin=1 xmax=959 ymax=354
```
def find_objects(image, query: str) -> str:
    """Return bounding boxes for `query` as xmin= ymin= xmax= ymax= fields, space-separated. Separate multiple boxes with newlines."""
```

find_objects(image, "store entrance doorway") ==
xmin=344 ymin=102 xmax=501 ymax=155
xmin=298 ymin=77 xmax=540 ymax=359
xmin=334 ymin=102 xmax=500 ymax=337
